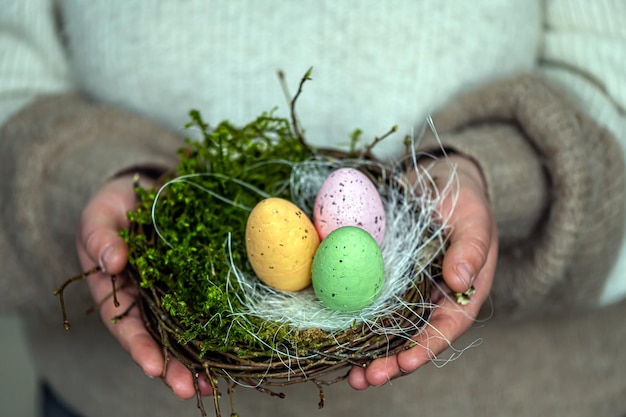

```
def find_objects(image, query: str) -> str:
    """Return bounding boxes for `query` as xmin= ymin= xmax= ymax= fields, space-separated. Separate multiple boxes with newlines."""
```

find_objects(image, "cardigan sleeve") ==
xmin=538 ymin=0 xmax=626 ymax=306
xmin=0 ymin=94 xmax=183 ymax=314
xmin=417 ymin=74 xmax=625 ymax=315
xmin=0 ymin=3 xmax=184 ymax=314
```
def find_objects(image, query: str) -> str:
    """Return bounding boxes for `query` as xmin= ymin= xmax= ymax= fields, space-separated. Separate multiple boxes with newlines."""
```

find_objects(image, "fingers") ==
xmin=347 ymin=289 xmax=482 ymax=389
xmin=77 ymin=176 xmax=138 ymax=275
xmin=84 ymin=268 xmax=213 ymax=399
xmin=162 ymin=357 xmax=200 ymax=399
xmin=436 ymin=155 xmax=494 ymax=294
xmin=76 ymin=175 xmax=213 ymax=398
xmin=395 ymin=267 xmax=491 ymax=373
xmin=348 ymin=251 xmax=494 ymax=389
xmin=348 ymin=355 xmax=400 ymax=389
xmin=162 ymin=357 xmax=214 ymax=399
xmin=83 ymin=269 xmax=162 ymax=372
xmin=347 ymin=155 xmax=498 ymax=390
xmin=441 ymin=189 xmax=494 ymax=294
xmin=349 ymin=214 xmax=497 ymax=389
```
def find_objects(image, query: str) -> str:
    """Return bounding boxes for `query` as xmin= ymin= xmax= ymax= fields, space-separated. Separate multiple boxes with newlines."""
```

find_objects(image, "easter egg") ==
xmin=245 ymin=198 xmax=320 ymax=291
xmin=311 ymin=226 xmax=385 ymax=311
xmin=313 ymin=168 xmax=386 ymax=246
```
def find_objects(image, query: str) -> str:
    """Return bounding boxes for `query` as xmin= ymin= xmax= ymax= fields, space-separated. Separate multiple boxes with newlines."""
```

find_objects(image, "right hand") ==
xmin=348 ymin=154 xmax=498 ymax=389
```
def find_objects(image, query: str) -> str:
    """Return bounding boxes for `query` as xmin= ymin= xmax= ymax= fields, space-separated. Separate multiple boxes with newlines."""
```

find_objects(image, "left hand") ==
xmin=75 ymin=174 xmax=214 ymax=399
xmin=348 ymin=154 xmax=498 ymax=389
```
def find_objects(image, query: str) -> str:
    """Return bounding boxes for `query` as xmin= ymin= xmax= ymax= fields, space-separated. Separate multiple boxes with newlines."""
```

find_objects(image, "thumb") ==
xmin=427 ymin=155 xmax=495 ymax=293
xmin=76 ymin=176 xmax=140 ymax=274
xmin=442 ymin=201 xmax=494 ymax=293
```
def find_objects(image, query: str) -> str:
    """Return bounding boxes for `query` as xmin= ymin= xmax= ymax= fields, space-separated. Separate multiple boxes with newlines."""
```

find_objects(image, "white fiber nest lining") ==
xmin=226 ymin=153 xmax=454 ymax=335
xmin=151 ymin=118 xmax=463 ymax=346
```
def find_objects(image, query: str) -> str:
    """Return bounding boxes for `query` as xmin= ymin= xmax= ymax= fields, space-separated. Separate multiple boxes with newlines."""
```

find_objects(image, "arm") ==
xmin=427 ymin=74 xmax=625 ymax=312
xmin=539 ymin=0 xmax=626 ymax=305
xmin=0 ymin=94 xmax=182 ymax=312
xmin=0 ymin=92 xmax=215 ymax=399
xmin=0 ymin=4 xmax=209 ymax=399
xmin=0 ymin=93 xmax=216 ymax=400
xmin=349 ymin=73 xmax=625 ymax=389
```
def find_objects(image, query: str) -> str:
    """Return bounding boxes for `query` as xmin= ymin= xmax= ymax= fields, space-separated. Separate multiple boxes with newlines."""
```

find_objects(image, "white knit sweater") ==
xmin=4 ymin=0 xmax=543 ymax=157
xmin=2 ymin=1 xmax=624 ymax=142
xmin=4 ymin=0 xmax=624 ymax=301
xmin=1 ymin=3 xmax=626 ymax=416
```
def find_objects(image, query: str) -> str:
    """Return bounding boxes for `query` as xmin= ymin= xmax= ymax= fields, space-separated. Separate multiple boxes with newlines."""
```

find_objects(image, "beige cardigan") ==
xmin=1 ymin=2 xmax=625 ymax=416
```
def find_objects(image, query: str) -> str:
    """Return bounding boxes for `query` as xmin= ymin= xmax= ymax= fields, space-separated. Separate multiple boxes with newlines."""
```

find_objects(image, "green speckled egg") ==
xmin=311 ymin=226 xmax=384 ymax=311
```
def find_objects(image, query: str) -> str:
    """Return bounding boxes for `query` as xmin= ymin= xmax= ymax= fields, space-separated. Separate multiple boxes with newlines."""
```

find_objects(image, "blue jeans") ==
xmin=42 ymin=384 xmax=83 ymax=417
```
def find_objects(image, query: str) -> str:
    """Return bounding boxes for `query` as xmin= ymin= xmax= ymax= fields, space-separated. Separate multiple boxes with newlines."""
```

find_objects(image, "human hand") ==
xmin=348 ymin=154 xmax=498 ymax=389
xmin=75 ymin=174 xmax=214 ymax=399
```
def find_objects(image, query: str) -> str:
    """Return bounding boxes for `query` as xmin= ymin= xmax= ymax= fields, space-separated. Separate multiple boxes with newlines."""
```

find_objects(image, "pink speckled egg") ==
xmin=313 ymin=168 xmax=386 ymax=246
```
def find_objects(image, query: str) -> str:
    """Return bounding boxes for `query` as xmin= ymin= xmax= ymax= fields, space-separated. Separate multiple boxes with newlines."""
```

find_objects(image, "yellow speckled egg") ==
xmin=245 ymin=197 xmax=320 ymax=291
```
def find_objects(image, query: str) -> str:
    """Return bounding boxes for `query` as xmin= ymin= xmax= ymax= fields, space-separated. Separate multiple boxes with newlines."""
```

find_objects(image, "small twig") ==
xmin=311 ymin=371 xmax=349 ymax=409
xmin=110 ymin=300 xmax=137 ymax=324
xmin=403 ymin=134 xmax=413 ymax=160
xmin=193 ymin=371 xmax=209 ymax=417
xmin=53 ymin=265 xmax=101 ymax=331
xmin=359 ymin=125 xmax=398 ymax=159
xmin=255 ymin=386 xmax=286 ymax=399
xmin=314 ymin=380 xmax=326 ymax=409
xmin=133 ymin=173 xmax=142 ymax=202
xmin=85 ymin=280 xmax=131 ymax=315
xmin=205 ymin=365 xmax=219 ymax=417
xmin=227 ymin=379 xmax=237 ymax=417
xmin=110 ymin=274 xmax=120 ymax=307
xmin=277 ymin=70 xmax=292 ymax=117
xmin=277 ymin=67 xmax=313 ymax=149
xmin=158 ymin=319 xmax=171 ymax=379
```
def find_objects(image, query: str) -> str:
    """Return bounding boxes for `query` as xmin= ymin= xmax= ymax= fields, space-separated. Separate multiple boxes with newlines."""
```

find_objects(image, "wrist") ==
xmin=411 ymin=153 xmax=488 ymax=199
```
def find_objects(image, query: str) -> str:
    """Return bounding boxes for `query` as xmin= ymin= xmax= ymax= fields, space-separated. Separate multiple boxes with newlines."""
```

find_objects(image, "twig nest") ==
xmin=56 ymin=90 xmax=448 ymax=417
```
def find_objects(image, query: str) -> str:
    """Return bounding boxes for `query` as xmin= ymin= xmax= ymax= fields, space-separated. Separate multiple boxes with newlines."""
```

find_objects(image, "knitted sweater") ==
xmin=1 ymin=1 xmax=625 ymax=416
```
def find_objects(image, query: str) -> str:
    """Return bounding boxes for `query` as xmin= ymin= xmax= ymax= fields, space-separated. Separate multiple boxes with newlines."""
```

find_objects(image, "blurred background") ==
xmin=0 ymin=315 xmax=37 ymax=417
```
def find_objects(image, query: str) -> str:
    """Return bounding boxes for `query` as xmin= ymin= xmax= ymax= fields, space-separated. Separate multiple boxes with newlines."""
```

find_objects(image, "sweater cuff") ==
xmin=421 ymin=124 xmax=549 ymax=246
xmin=0 ymin=94 xmax=183 ymax=313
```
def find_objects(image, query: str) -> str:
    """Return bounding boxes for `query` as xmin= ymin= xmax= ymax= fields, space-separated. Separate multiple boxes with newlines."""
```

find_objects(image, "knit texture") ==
xmin=1 ymin=2 xmax=625 ymax=416
xmin=0 ymin=94 xmax=181 ymax=313
xmin=423 ymin=75 xmax=625 ymax=313
xmin=48 ymin=0 xmax=541 ymax=160
xmin=541 ymin=0 xmax=626 ymax=141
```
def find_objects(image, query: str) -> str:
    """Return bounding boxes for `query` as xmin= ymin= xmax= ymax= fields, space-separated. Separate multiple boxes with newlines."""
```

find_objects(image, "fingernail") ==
xmin=455 ymin=263 xmax=474 ymax=288
xmin=99 ymin=246 xmax=114 ymax=273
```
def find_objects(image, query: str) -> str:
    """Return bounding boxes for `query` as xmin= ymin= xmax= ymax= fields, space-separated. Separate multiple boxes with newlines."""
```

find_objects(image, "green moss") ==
xmin=123 ymin=109 xmax=311 ymax=356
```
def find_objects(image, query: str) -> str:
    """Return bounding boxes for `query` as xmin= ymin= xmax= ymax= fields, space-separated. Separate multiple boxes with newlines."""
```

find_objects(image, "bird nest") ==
xmin=128 ymin=213 xmax=439 ymax=417
xmin=55 ymin=71 xmax=448 ymax=417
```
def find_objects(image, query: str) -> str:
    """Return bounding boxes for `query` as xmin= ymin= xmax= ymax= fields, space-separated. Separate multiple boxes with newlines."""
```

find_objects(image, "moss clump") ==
xmin=122 ymin=109 xmax=311 ymax=356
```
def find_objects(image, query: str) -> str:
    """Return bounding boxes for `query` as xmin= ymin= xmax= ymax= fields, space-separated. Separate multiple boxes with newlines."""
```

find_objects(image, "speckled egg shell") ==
xmin=246 ymin=198 xmax=320 ymax=292
xmin=311 ymin=226 xmax=385 ymax=311
xmin=313 ymin=168 xmax=386 ymax=246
